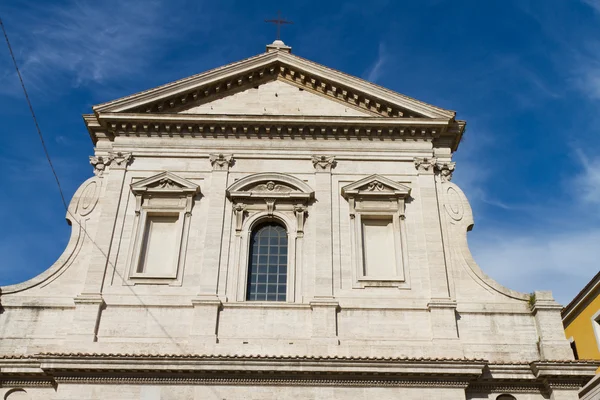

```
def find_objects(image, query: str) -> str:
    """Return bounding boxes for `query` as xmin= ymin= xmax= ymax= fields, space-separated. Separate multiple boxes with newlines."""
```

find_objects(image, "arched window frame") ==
xmin=226 ymin=173 xmax=314 ymax=302
xmin=238 ymin=213 xmax=296 ymax=302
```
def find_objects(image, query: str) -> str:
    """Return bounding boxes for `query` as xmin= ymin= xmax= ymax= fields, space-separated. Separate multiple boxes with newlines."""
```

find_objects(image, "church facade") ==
xmin=1 ymin=40 xmax=597 ymax=400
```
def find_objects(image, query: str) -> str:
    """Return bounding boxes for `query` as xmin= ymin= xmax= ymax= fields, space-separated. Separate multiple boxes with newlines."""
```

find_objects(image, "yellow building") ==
xmin=563 ymin=271 xmax=600 ymax=361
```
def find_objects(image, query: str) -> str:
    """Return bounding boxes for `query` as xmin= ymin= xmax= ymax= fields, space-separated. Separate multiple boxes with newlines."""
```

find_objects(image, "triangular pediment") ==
xmin=179 ymin=80 xmax=372 ymax=117
xmin=342 ymin=175 xmax=411 ymax=198
xmin=131 ymin=171 xmax=199 ymax=195
xmin=92 ymin=50 xmax=455 ymax=120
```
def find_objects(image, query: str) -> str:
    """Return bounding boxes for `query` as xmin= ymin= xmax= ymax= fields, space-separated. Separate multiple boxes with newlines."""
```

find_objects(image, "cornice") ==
xmin=561 ymin=270 xmax=600 ymax=326
xmin=1 ymin=354 xmax=597 ymax=391
xmin=91 ymin=51 xmax=454 ymax=120
xmin=85 ymin=113 xmax=459 ymax=146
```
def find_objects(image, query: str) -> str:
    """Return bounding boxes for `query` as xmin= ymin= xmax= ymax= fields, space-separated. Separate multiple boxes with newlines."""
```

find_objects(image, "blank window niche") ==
xmin=137 ymin=214 xmax=180 ymax=275
xmin=127 ymin=172 xmax=199 ymax=285
xmin=342 ymin=175 xmax=410 ymax=288
xmin=361 ymin=216 xmax=396 ymax=278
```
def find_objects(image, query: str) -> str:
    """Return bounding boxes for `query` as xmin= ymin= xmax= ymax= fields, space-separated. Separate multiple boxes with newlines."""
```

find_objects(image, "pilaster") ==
xmin=70 ymin=152 xmax=131 ymax=343
xmin=414 ymin=157 xmax=452 ymax=299
xmin=189 ymin=298 xmax=222 ymax=344
xmin=67 ymin=293 xmax=105 ymax=343
xmin=309 ymin=298 xmax=339 ymax=345
xmin=532 ymin=291 xmax=574 ymax=360
xmin=197 ymin=154 xmax=234 ymax=297
xmin=311 ymin=155 xmax=336 ymax=299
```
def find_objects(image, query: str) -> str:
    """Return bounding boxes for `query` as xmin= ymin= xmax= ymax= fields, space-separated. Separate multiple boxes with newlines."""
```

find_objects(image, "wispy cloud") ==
xmin=582 ymin=0 xmax=600 ymax=13
xmin=470 ymin=228 xmax=600 ymax=305
xmin=573 ymin=148 xmax=600 ymax=203
xmin=364 ymin=42 xmax=387 ymax=83
xmin=0 ymin=0 xmax=183 ymax=95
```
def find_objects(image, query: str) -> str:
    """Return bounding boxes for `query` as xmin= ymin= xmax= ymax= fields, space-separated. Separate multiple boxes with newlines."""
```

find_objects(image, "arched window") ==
xmin=496 ymin=395 xmax=516 ymax=400
xmin=246 ymin=222 xmax=288 ymax=301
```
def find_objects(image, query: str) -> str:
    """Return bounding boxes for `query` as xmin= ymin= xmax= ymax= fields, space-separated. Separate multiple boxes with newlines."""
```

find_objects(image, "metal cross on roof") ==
xmin=265 ymin=11 xmax=293 ymax=41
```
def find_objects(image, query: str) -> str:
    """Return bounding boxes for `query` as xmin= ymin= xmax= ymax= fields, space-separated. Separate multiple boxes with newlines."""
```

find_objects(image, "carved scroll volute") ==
xmin=234 ymin=203 xmax=247 ymax=234
xmin=294 ymin=204 xmax=307 ymax=237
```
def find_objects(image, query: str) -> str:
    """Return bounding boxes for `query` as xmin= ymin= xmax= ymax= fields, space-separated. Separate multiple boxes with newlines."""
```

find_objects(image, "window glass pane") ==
xmin=246 ymin=222 xmax=288 ymax=301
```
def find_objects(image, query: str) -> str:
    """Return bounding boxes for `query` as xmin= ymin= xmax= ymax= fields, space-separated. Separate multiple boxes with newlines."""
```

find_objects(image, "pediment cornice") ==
xmin=342 ymin=175 xmax=411 ymax=199
xmin=92 ymin=51 xmax=455 ymax=120
xmin=131 ymin=171 xmax=199 ymax=196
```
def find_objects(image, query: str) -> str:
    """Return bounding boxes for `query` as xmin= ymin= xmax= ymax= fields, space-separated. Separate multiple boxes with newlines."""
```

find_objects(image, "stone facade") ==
xmin=1 ymin=40 xmax=598 ymax=399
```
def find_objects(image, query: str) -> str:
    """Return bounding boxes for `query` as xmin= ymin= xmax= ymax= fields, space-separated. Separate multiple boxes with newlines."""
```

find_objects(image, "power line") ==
xmin=0 ymin=17 xmax=68 ymax=210
xmin=1 ymin=15 xmax=188 ymax=352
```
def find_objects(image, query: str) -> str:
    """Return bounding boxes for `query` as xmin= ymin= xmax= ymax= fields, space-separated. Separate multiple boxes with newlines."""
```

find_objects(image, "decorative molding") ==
xmin=93 ymin=52 xmax=455 ymax=119
xmin=312 ymin=155 xmax=336 ymax=172
xmin=89 ymin=152 xmax=132 ymax=176
xmin=342 ymin=175 xmax=411 ymax=200
xmin=108 ymin=151 xmax=132 ymax=169
xmin=444 ymin=185 xmax=465 ymax=221
xmin=233 ymin=203 xmax=247 ymax=234
xmin=93 ymin=114 xmax=452 ymax=143
xmin=294 ymin=204 xmax=307 ymax=236
xmin=341 ymin=175 xmax=411 ymax=289
xmin=75 ymin=178 xmax=101 ymax=217
xmin=89 ymin=155 xmax=108 ymax=176
xmin=209 ymin=153 xmax=234 ymax=171
xmin=49 ymin=376 xmax=472 ymax=387
xmin=414 ymin=156 xmax=437 ymax=173
xmin=436 ymin=161 xmax=456 ymax=182
xmin=126 ymin=172 xmax=200 ymax=285
xmin=227 ymin=173 xmax=314 ymax=202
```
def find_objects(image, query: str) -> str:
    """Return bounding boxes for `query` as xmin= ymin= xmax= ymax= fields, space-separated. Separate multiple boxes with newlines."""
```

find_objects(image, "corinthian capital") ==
xmin=209 ymin=154 xmax=234 ymax=171
xmin=435 ymin=161 xmax=456 ymax=182
xmin=312 ymin=155 xmax=336 ymax=172
xmin=414 ymin=156 xmax=437 ymax=173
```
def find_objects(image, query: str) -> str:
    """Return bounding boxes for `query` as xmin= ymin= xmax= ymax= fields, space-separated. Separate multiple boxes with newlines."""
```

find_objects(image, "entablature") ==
xmin=85 ymin=113 xmax=463 ymax=148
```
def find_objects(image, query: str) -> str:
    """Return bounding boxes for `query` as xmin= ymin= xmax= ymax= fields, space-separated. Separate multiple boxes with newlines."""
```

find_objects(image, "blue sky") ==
xmin=1 ymin=0 xmax=599 ymax=306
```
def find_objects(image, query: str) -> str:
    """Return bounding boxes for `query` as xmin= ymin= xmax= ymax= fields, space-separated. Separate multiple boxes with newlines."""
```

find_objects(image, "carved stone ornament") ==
xmin=89 ymin=152 xmax=133 ymax=176
xmin=435 ymin=161 xmax=456 ymax=182
xmin=414 ymin=156 xmax=437 ymax=172
xmin=233 ymin=203 xmax=247 ymax=233
xmin=342 ymin=175 xmax=411 ymax=200
xmin=209 ymin=153 xmax=234 ymax=171
xmin=89 ymin=156 xmax=108 ymax=177
xmin=131 ymin=171 xmax=200 ymax=197
xmin=109 ymin=151 xmax=133 ymax=167
xmin=312 ymin=155 xmax=336 ymax=171
xmin=364 ymin=180 xmax=388 ymax=192
xmin=227 ymin=173 xmax=315 ymax=236
xmin=249 ymin=181 xmax=295 ymax=193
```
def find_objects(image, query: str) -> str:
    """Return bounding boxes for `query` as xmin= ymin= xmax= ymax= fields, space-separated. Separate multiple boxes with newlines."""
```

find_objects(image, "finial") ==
xmin=265 ymin=11 xmax=293 ymax=53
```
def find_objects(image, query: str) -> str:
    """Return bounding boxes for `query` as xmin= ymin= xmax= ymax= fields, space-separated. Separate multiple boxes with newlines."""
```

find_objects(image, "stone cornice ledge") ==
xmin=85 ymin=113 xmax=463 ymax=146
xmin=2 ymin=355 xmax=597 ymax=389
